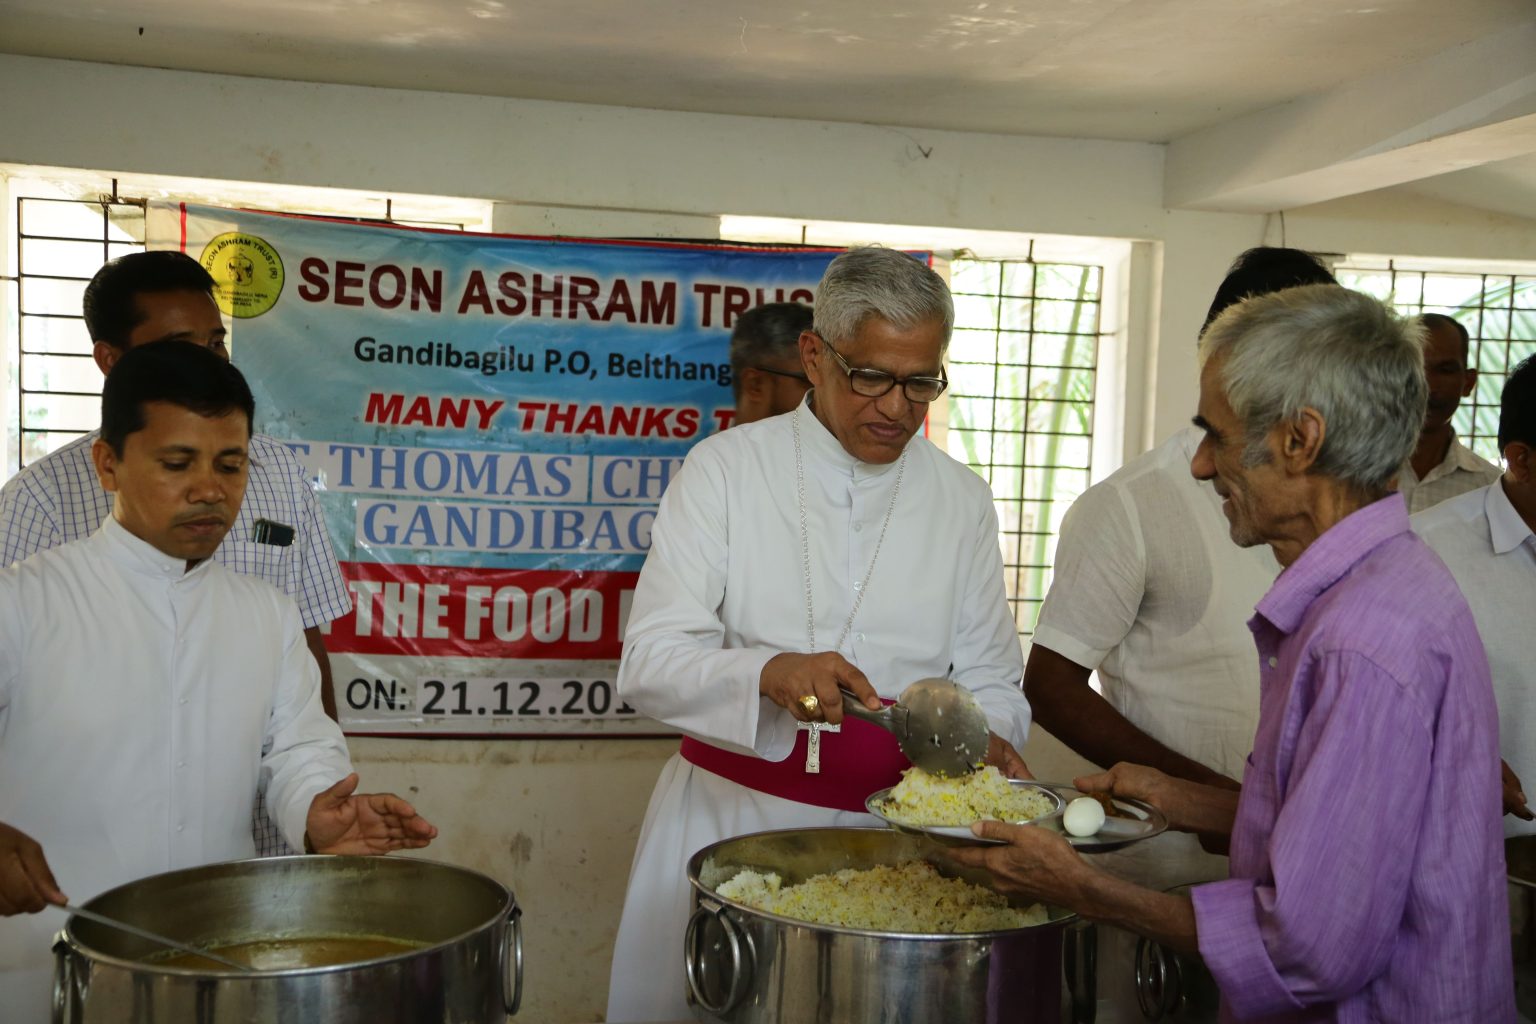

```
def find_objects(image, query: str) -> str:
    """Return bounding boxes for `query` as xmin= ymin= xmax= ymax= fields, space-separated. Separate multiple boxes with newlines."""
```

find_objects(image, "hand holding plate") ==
xmin=946 ymin=819 xmax=1087 ymax=903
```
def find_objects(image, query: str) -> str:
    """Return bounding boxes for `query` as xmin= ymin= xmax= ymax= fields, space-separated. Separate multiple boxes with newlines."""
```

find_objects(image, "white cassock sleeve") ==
xmin=262 ymin=598 xmax=355 ymax=850
xmin=616 ymin=445 xmax=781 ymax=758
xmin=950 ymin=478 xmax=1031 ymax=749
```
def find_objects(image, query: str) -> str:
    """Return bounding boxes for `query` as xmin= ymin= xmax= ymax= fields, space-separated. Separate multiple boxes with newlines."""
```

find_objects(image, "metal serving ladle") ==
xmin=53 ymin=902 xmax=254 ymax=972
xmin=838 ymin=677 xmax=990 ymax=778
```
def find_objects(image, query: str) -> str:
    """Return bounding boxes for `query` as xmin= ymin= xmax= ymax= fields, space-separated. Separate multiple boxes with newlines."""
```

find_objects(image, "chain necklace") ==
xmin=793 ymin=409 xmax=907 ymax=655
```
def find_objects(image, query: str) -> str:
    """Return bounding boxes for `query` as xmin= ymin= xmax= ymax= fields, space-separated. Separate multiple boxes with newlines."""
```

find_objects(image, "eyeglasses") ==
xmin=817 ymin=335 xmax=948 ymax=403
xmin=753 ymin=366 xmax=810 ymax=383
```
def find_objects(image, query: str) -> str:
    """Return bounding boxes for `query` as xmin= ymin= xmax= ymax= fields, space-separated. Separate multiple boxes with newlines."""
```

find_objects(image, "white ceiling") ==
xmin=2 ymin=0 xmax=1535 ymax=215
xmin=1405 ymin=153 xmax=1536 ymax=219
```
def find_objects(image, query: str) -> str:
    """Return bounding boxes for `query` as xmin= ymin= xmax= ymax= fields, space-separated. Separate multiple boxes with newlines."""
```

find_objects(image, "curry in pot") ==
xmin=151 ymin=934 xmax=426 ymax=970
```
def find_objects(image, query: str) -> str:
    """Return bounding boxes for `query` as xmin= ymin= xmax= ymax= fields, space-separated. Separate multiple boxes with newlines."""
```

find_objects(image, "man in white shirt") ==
xmin=606 ymin=247 xmax=1032 ymax=1021
xmin=728 ymin=301 xmax=813 ymax=425
xmin=1025 ymin=247 xmax=1333 ymax=891
xmin=1398 ymin=312 xmax=1501 ymax=513
xmin=0 ymin=251 xmax=352 ymax=857
xmin=1414 ymin=354 xmax=1536 ymax=833
xmin=0 ymin=342 xmax=435 ymax=1016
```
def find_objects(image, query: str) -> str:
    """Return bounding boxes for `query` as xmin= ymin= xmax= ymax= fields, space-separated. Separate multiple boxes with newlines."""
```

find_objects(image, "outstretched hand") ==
xmin=305 ymin=774 xmax=438 ymax=855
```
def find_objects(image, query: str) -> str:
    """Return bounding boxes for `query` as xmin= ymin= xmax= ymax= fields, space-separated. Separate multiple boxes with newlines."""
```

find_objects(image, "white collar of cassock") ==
xmin=795 ymin=392 xmax=913 ymax=485
xmin=1486 ymin=478 xmax=1535 ymax=556
xmin=94 ymin=515 xmax=218 ymax=582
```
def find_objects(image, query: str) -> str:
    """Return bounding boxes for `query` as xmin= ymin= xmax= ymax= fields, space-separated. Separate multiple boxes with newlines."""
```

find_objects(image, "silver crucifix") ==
xmin=796 ymin=721 xmax=841 ymax=773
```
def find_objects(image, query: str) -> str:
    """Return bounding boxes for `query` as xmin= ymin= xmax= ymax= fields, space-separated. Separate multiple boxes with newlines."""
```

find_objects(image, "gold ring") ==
xmin=798 ymin=695 xmax=820 ymax=714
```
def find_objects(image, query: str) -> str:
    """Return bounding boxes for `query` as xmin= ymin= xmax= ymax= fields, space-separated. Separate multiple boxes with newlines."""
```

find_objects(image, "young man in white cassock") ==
xmin=606 ymin=247 xmax=1032 ymax=1021
xmin=0 ymin=342 xmax=436 ymax=1016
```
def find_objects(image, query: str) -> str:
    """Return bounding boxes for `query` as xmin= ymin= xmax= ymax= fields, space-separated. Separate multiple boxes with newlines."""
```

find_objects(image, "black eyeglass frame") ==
xmin=815 ymin=334 xmax=949 ymax=403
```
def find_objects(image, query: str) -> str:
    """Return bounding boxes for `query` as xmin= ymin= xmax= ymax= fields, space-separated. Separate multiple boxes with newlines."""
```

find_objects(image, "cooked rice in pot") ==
xmin=715 ymin=860 xmax=1047 ymax=932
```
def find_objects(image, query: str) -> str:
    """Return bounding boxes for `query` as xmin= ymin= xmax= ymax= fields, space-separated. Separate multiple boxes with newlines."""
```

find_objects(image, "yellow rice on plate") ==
xmin=877 ymin=765 xmax=1055 ymax=826
xmin=716 ymin=861 xmax=1047 ymax=932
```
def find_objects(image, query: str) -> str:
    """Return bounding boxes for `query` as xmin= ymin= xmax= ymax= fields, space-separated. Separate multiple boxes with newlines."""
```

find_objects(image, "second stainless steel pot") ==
xmin=684 ymin=826 xmax=1074 ymax=1024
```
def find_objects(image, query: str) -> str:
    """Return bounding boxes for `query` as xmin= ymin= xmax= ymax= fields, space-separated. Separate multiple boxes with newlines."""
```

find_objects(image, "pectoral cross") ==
xmin=797 ymin=721 xmax=841 ymax=773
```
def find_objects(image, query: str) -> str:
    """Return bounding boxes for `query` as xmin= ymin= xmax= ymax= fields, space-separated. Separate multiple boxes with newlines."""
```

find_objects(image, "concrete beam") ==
xmin=0 ymin=54 xmax=1166 ymax=242
xmin=1166 ymin=21 xmax=1536 ymax=213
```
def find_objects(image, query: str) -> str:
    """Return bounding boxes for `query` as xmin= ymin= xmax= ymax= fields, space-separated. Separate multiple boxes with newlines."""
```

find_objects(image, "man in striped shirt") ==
xmin=0 ymin=251 xmax=352 ymax=856
xmin=1398 ymin=313 xmax=1501 ymax=512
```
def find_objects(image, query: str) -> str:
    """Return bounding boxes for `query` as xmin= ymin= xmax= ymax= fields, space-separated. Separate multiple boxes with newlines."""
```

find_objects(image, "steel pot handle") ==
xmin=684 ymin=897 xmax=751 ymax=1015
xmin=1134 ymin=936 xmax=1182 ymax=1020
xmin=52 ymin=935 xmax=76 ymax=1024
xmin=501 ymin=902 xmax=525 ymax=1017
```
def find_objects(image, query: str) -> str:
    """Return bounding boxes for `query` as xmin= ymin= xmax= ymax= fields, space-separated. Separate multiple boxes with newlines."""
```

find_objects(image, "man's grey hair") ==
xmin=1199 ymin=284 xmax=1426 ymax=497
xmin=812 ymin=247 xmax=954 ymax=347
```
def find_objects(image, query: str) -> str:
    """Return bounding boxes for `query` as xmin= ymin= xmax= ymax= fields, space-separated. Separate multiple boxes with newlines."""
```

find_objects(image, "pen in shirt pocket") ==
xmin=252 ymin=519 xmax=296 ymax=547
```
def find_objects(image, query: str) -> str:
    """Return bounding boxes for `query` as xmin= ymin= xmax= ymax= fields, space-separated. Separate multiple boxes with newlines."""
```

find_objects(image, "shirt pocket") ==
xmin=218 ymin=540 xmax=297 ymax=595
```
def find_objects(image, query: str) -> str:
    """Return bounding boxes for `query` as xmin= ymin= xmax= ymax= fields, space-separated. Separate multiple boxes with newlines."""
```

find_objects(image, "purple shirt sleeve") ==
xmin=1193 ymin=651 xmax=1432 ymax=1018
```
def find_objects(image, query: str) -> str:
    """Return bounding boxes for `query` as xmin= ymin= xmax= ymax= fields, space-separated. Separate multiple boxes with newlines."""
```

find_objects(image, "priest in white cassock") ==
xmin=606 ymin=247 xmax=1033 ymax=1021
xmin=0 ymin=342 xmax=436 ymax=1016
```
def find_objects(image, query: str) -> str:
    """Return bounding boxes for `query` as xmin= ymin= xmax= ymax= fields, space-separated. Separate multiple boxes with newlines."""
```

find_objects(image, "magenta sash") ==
xmin=679 ymin=699 xmax=910 ymax=813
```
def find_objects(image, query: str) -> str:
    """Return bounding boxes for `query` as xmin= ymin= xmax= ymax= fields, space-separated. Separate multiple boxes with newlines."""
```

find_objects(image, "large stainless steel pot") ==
xmin=684 ymin=827 xmax=1074 ymax=1024
xmin=51 ymin=855 xmax=522 ymax=1024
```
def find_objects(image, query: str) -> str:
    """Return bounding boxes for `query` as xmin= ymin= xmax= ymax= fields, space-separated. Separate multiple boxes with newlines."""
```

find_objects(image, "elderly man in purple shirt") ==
xmin=955 ymin=285 xmax=1513 ymax=1022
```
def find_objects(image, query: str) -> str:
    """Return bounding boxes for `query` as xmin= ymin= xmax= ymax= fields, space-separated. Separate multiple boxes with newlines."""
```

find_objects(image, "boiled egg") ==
xmin=1062 ymin=796 xmax=1107 ymax=837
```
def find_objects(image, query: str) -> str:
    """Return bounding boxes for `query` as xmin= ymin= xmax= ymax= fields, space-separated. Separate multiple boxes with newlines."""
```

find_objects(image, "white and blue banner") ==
xmin=148 ymin=201 xmax=858 ymax=735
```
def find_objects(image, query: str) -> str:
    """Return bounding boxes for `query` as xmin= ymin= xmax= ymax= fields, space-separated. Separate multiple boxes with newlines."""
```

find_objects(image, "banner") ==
xmin=148 ymin=202 xmax=856 ymax=736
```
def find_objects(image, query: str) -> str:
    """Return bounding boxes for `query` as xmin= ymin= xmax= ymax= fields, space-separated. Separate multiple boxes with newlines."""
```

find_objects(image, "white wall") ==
xmin=346 ymin=735 xmax=678 ymax=1023
xmin=7 ymin=52 xmax=1536 ymax=1023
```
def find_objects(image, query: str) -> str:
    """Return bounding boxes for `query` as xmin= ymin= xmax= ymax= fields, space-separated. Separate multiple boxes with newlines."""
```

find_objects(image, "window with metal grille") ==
xmin=3 ymin=173 xmax=490 ymax=476
xmin=945 ymin=258 xmax=1103 ymax=639
xmin=1338 ymin=263 xmax=1536 ymax=462
xmin=11 ymin=195 xmax=146 ymax=470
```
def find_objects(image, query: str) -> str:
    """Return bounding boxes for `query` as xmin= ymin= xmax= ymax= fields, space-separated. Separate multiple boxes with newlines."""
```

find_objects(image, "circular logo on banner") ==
xmin=199 ymin=232 xmax=284 ymax=318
